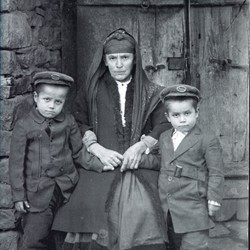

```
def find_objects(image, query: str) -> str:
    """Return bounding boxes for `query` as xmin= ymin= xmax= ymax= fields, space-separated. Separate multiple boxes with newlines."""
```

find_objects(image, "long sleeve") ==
xmin=9 ymin=119 xmax=27 ymax=202
xmin=139 ymin=153 xmax=160 ymax=170
xmin=148 ymin=101 xmax=172 ymax=140
xmin=205 ymin=136 xmax=224 ymax=204
xmin=69 ymin=116 xmax=103 ymax=173
xmin=69 ymin=115 xmax=84 ymax=161
xmin=72 ymin=85 xmax=92 ymax=136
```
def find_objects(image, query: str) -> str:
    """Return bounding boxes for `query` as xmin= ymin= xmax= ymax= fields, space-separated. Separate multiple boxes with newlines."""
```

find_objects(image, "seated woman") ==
xmin=52 ymin=28 xmax=171 ymax=250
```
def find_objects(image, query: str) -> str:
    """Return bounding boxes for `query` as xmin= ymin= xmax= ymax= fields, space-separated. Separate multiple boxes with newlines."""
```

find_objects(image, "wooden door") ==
xmin=77 ymin=0 xmax=186 ymax=87
xmin=190 ymin=0 xmax=249 ymax=220
xmin=76 ymin=0 xmax=249 ymax=220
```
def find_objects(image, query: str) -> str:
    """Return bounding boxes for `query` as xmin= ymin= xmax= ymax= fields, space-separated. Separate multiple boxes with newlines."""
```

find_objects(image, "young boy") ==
xmin=158 ymin=84 xmax=224 ymax=250
xmin=9 ymin=71 xmax=83 ymax=250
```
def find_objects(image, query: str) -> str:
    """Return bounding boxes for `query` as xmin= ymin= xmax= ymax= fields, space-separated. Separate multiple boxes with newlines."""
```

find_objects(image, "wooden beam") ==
xmin=78 ymin=0 xmax=249 ymax=7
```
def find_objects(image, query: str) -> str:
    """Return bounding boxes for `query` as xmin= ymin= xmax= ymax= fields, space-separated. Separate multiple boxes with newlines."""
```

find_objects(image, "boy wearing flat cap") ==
xmin=158 ymin=84 xmax=224 ymax=250
xmin=9 ymin=71 xmax=84 ymax=250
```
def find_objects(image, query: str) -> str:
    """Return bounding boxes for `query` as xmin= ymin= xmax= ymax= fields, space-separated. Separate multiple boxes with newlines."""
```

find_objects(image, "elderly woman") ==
xmin=52 ymin=28 xmax=171 ymax=250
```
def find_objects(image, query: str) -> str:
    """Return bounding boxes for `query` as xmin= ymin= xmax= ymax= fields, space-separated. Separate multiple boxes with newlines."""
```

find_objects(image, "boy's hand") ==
xmin=15 ymin=201 xmax=30 ymax=213
xmin=120 ymin=141 xmax=147 ymax=172
xmin=208 ymin=203 xmax=220 ymax=217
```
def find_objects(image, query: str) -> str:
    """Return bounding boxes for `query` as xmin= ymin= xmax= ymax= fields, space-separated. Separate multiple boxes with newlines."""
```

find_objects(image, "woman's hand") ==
xmin=88 ymin=143 xmax=123 ymax=171
xmin=120 ymin=141 xmax=147 ymax=172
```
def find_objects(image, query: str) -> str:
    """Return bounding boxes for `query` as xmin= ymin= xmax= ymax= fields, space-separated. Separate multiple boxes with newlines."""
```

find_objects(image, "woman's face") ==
xmin=104 ymin=53 xmax=134 ymax=82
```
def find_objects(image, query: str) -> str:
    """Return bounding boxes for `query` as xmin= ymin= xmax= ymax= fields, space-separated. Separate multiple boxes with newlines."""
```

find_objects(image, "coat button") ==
xmin=167 ymin=193 xmax=171 ymax=197
xmin=60 ymin=167 xmax=64 ymax=172
xmin=168 ymin=176 xmax=173 ymax=182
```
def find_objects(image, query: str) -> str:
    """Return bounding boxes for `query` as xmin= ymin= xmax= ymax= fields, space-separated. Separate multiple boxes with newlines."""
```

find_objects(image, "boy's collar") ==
xmin=30 ymin=106 xmax=65 ymax=123
xmin=173 ymin=129 xmax=188 ymax=136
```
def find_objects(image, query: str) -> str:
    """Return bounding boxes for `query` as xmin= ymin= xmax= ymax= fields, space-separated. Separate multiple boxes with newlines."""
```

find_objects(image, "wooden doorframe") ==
xmin=77 ymin=0 xmax=248 ymax=7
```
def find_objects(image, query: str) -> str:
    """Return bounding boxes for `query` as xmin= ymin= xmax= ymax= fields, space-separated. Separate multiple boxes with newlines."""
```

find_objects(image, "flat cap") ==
xmin=160 ymin=84 xmax=201 ymax=102
xmin=33 ymin=71 xmax=74 ymax=87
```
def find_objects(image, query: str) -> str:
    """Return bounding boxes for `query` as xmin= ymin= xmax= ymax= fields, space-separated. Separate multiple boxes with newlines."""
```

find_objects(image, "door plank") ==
xmin=155 ymin=7 xmax=185 ymax=86
xmin=138 ymin=7 xmax=185 ymax=86
xmin=229 ymin=5 xmax=249 ymax=162
xmin=191 ymin=5 xmax=249 ymax=167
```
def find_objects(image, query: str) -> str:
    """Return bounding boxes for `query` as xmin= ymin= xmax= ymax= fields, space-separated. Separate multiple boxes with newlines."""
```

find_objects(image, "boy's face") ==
xmin=165 ymin=99 xmax=199 ymax=133
xmin=34 ymin=85 xmax=68 ymax=119
xmin=104 ymin=53 xmax=134 ymax=82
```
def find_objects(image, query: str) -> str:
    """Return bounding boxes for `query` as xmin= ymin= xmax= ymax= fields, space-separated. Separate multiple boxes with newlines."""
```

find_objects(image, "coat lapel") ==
xmin=172 ymin=125 xmax=202 ymax=160
xmin=162 ymin=128 xmax=175 ymax=161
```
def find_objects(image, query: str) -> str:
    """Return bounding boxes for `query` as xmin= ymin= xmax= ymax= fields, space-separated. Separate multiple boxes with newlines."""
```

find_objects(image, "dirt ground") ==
xmin=209 ymin=220 xmax=248 ymax=250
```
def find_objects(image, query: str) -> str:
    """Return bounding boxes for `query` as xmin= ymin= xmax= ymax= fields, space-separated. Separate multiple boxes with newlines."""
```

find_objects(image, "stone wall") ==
xmin=0 ymin=0 xmax=63 ymax=249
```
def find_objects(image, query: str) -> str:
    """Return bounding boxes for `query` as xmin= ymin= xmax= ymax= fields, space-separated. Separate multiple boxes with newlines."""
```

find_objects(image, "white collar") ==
xmin=115 ymin=76 xmax=132 ymax=86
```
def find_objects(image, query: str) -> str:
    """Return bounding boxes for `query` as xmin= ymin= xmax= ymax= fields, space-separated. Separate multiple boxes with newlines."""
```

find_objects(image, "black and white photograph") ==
xmin=0 ymin=0 xmax=248 ymax=250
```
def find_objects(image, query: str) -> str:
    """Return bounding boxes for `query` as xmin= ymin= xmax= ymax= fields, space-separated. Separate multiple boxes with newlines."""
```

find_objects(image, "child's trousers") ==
xmin=18 ymin=185 xmax=63 ymax=250
xmin=179 ymin=230 xmax=209 ymax=250
xmin=167 ymin=212 xmax=209 ymax=250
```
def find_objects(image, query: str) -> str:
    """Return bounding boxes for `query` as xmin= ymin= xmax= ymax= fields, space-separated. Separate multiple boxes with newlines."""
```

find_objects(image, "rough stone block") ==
xmin=51 ymin=27 xmax=61 ymax=45
xmin=11 ymin=75 xmax=33 ymax=96
xmin=30 ymin=13 xmax=44 ymax=27
xmin=0 ymin=231 xmax=18 ymax=250
xmin=17 ymin=0 xmax=37 ymax=11
xmin=209 ymin=222 xmax=230 ymax=238
xmin=34 ymin=45 xmax=49 ymax=66
xmin=0 ymin=86 xmax=12 ymax=100
xmin=0 ymin=158 xmax=10 ymax=184
xmin=51 ymin=3 xmax=60 ymax=10
xmin=0 ymin=76 xmax=14 ymax=87
xmin=44 ymin=8 xmax=58 ymax=22
xmin=0 ymin=184 xmax=13 ymax=208
xmin=1 ymin=12 xmax=32 ymax=49
xmin=35 ymin=7 xmax=45 ymax=16
xmin=0 ymin=209 xmax=16 ymax=230
xmin=223 ymin=179 xmax=248 ymax=198
xmin=49 ymin=50 xmax=61 ymax=69
xmin=0 ymin=51 xmax=17 ymax=75
xmin=0 ymin=78 xmax=13 ymax=98
xmin=0 ymin=96 xmax=27 ymax=131
xmin=39 ymin=0 xmax=50 ymax=9
xmin=0 ymin=130 xmax=11 ymax=157
xmin=38 ymin=26 xmax=51 ymax=46
xmin=0 ymin=0 xmax=17 ymax=12
xmin=31 ymin=27 xmax=40 ymax=46
xmin=16 ymin=47 xmax=35 ymax=69
xmin=224 ymin=220 xmax=248 ymax=241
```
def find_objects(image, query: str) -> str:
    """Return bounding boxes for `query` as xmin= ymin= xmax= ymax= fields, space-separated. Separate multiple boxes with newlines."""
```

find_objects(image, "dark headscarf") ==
xmin=86 ymin=28 xmax=162 ymax=145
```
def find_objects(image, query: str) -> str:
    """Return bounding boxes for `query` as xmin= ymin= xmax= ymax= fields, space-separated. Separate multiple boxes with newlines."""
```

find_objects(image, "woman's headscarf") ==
xmin=85 ymin=28 xmax=160 ymax=144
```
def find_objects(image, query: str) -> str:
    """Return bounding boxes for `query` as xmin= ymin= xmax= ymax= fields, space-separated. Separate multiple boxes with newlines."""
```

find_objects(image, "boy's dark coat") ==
xmin=158 ymin=125 xmax=224 ymax=233
xmin=9 ymin=107 xmax=82 ymax=212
